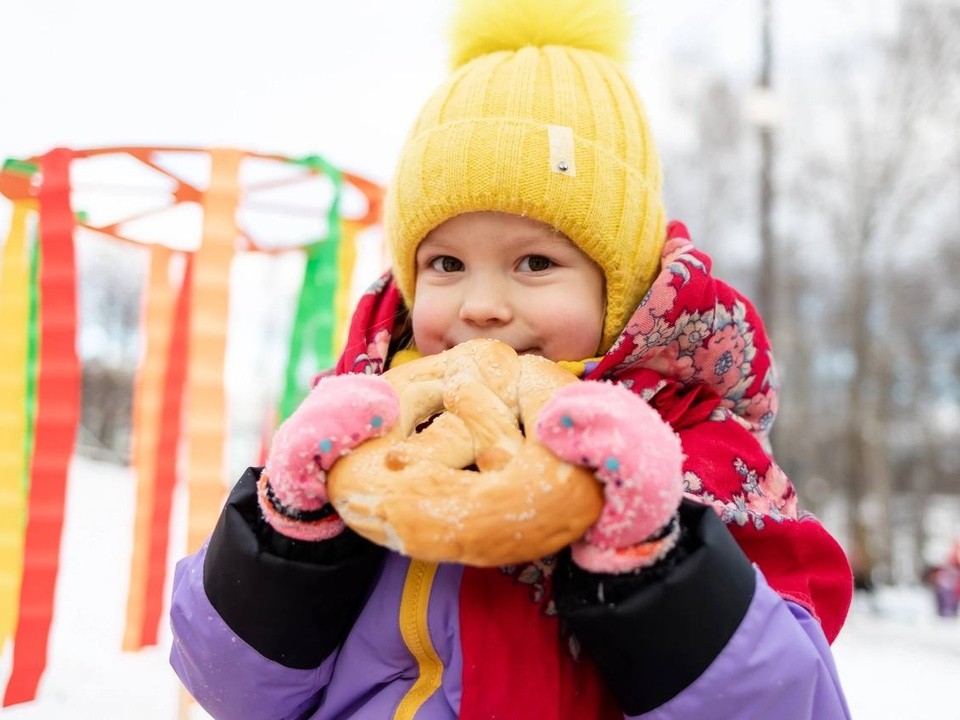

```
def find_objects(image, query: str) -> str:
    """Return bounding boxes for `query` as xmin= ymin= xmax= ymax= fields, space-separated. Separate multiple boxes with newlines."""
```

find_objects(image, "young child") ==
xmin=928 ymin=541 xmax=960 ymax=617
xmin=170 ymin=0 xmax=854 ymax=717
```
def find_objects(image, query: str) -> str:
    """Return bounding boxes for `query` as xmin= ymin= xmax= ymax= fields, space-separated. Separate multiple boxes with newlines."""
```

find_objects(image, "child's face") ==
xmin=411 ymin=211 xmax=605 ymax=362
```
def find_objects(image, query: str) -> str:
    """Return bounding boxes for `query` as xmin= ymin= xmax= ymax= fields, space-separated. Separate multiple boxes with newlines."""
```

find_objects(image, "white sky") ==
xmin=0 ymin=0 xmax=898 ymax=187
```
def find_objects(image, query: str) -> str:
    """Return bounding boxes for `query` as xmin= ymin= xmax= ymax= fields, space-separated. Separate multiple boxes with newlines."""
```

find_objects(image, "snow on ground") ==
xmin=833 ymin=589 xmax=959 ymax=718
xmin=1 ymin=457 xmax=957 ymax=719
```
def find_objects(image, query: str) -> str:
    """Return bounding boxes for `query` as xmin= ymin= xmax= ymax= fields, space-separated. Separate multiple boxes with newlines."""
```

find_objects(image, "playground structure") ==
xmin=0 ymin=146 xmax=384 ymax=707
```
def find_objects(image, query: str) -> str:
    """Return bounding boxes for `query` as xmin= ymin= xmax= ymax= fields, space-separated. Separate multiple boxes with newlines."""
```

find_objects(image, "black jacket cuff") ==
xmin=203 ymin=467 xmax=384 ymax=669
xmin=555 ymin=499 xmax=756 ymax=715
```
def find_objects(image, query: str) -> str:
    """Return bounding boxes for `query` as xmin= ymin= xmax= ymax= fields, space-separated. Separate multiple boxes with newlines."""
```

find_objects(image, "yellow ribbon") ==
xmin=334 ymin=220 xmax=360 ymax=358
xmin=0 ymin=201 xmax=35 ymax=644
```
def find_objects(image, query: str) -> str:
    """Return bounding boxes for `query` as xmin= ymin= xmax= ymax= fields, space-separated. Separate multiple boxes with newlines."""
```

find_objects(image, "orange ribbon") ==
xmin=122 ymin=246 xmax=177 ymax=650
xmin=184 ymin=149 xmax=242 ymax=553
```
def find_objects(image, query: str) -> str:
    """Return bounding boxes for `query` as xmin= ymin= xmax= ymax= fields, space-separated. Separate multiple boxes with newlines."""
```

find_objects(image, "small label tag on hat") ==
xmin=547 ymin=125 xmax=576 ymax=176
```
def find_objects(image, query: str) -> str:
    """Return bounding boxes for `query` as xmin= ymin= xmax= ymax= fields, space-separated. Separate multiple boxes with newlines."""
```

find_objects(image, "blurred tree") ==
xmin=75 ymin=235 xmax=146 ymax=461
xmin=755 ymin=0 xmax=777 ymax=326
xmin=657 ymin=0 xmax=960 ymax=583
xmin=777 ymin=0 xmax=960 ymax=581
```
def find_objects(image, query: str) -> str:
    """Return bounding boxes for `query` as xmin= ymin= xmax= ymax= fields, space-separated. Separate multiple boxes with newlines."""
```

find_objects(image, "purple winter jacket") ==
xmin=170 ymin=469 xmax=851 ymax=720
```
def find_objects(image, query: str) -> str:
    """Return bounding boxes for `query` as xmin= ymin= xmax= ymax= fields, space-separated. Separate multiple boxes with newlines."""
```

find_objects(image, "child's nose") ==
xmin=458 ymin=279 xmax=513 ymax=326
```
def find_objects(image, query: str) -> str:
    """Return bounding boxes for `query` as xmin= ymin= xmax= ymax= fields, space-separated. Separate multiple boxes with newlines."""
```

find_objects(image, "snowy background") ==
xmin=0 ymin=457 xmax=957 ymax=719
xmin=1 ymin=0 xmax=958 ymax=717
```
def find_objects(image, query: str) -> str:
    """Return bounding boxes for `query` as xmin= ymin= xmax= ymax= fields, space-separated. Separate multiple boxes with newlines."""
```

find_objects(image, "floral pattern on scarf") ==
xmin=601 ymin=232 xmax=777 ymax=440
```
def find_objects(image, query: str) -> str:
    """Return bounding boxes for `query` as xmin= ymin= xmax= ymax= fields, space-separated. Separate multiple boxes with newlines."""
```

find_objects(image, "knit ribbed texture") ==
xmin=386 ymin=1 xmax=666 ymax=352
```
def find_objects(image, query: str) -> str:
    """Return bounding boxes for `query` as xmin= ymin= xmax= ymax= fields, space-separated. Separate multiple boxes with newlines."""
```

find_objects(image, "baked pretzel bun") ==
xmin=327 ymin=339 xmax=604 ymax=566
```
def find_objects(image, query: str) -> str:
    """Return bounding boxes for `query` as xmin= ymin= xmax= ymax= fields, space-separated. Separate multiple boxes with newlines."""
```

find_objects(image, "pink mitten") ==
xmin=536 ymin=381 xmax=684 ymax=574
xmin=258 ymin=374 xmax=399 ymax=542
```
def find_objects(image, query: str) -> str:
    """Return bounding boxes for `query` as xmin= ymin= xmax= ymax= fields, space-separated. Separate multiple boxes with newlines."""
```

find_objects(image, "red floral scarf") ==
xmin=332 ymin=221 xmax=852 ymax=718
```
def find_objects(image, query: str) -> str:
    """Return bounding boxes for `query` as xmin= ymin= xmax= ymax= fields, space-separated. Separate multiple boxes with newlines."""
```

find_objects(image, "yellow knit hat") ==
xmin=386 ymin=0 xmax=666 ymax=352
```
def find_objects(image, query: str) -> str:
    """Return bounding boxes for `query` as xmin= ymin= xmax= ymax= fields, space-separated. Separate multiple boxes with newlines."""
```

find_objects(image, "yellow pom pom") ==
xmin=449 ymin=0 xmax=632 ymax=69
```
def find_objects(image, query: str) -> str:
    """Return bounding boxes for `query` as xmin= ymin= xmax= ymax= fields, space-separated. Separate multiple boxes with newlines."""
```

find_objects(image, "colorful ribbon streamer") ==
xmin=279 ymin=155 xmax=343 ymax=421
xmin=334 ymin=220 xmax=361 ymax=357
xmin=4 ymin=148 xmax=81 ymax=707
xmin=0 ymin=145 xmax=384 ymax=706
xmin=140 ymin=253 xmax=191 ymax=646
xmin=123 ymin=246 xmax=176 ymax=651
xmin=184 ymin=148 xmax=241 ymax=554
xmin=0 ymin=201 xmax=36 ymax=646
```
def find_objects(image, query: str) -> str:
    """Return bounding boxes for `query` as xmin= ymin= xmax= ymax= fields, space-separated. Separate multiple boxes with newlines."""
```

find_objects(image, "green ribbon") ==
xmin=23 ymin=226 xmax=40 ymax=494
xmin=279 ymin=155 xmax=344 ymax=421
xmin=2 ymin=158 xmax=38 ymax=176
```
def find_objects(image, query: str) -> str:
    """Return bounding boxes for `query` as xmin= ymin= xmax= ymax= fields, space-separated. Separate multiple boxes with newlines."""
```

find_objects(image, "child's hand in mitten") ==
xmin=536 ymin=381 xmax=684 ymax=574
xmin=258 ymin=374 xmax=399 ymax=542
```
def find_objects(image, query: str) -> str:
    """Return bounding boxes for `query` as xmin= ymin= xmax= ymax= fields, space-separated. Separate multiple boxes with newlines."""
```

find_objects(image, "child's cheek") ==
xmin=410 ymin=295 xmax=449 ymax=356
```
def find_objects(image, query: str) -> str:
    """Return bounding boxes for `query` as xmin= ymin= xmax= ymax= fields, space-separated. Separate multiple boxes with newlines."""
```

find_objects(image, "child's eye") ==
xmin=429 ymin=256 xmax=464 ymax=273
xmin=518 ymin=255 xmax=554 ymax=272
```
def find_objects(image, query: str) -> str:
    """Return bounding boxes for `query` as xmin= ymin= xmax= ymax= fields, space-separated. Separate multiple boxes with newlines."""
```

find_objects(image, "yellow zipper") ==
xmin=393 ymin=560 xmax=443 ymax=720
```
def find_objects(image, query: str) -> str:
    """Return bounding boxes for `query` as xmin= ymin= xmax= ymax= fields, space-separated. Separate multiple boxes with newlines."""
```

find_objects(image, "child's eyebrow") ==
xmin=416 ymin=239 xmax=449 ymax=254
xmin=415 ymin=242 xmax=457 ymax=264
xmin=520 ymin=234 xmax=578 ymax=252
